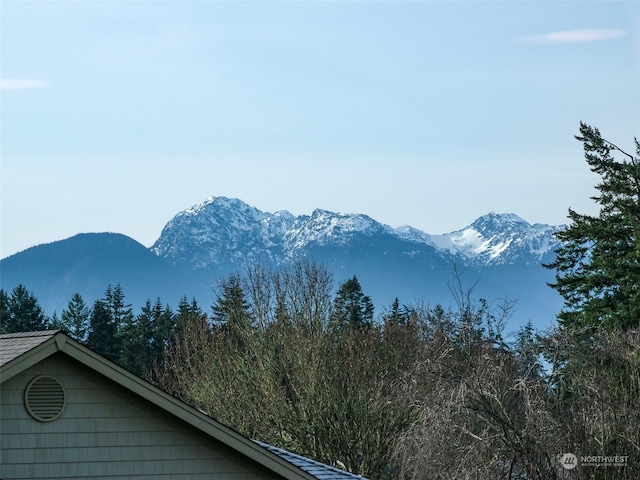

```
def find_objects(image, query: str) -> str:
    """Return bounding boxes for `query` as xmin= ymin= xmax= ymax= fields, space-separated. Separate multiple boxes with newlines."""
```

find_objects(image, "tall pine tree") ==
xmin=149 ymin=298 xmax=175 ymax=369
xmin=0 ymin=284 xmax=47 ymax=333
xmin=546 ymin=123 xmax=640 ymax=332
xmin=60 ymin=293 xmax=90 ymax=342
xmin=212 ymin=275 xmax=252 ymax=350
xmin=0 ymin=289 xmax=10 ymax=333
xmin=87 ymin=299 xmax=119 ymax=362
xmin=330 ymin=276 xmax=374 ymax=330
xmin=174 ymin=296 xmax=204 ymax=333
xmin=87 ymin=284 xmax=132 ymax=364
xmin=124 ymin=298 xmax=175 ymax=376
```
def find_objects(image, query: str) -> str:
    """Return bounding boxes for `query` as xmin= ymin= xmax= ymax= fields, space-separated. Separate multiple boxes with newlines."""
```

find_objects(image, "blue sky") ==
xmin=1 ymin=0 xmax=638 ymax=258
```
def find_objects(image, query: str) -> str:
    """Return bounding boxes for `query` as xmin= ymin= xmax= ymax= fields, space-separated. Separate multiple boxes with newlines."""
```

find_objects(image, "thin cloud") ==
xmin=0 ymin=79 xmax=49 ymax=90
xmin=518 ymin=29 xmax=627 ymax=44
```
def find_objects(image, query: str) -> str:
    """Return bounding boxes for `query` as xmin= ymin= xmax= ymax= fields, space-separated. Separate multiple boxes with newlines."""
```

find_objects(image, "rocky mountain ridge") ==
xmin=152 ymin=196 xmax=563 ymax=270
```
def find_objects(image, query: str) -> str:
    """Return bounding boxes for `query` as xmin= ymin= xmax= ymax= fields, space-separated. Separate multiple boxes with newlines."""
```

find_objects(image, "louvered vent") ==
xmin=25 ymin=375 xmax=66 ymax=422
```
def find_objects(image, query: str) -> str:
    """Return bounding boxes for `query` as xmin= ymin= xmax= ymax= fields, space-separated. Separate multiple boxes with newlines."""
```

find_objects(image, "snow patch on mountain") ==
xmin=431 ymin=228 xmax=512 ymax=260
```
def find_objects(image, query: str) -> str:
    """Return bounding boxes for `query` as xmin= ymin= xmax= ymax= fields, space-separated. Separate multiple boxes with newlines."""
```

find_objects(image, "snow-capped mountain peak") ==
xmin=152 ymin=197 xmax=562 ymax=270
xmin=470 ymin=212 xmax=528 ymax=232
xmin=152 ymin=198 xmax=394 ymax=269
xmin=429 ymin=212 xmax=562 ymax=265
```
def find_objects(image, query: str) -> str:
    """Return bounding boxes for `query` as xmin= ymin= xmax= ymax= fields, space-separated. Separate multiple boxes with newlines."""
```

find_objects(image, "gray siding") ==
xmin=0 ymin=353 xmax=281 ymax=479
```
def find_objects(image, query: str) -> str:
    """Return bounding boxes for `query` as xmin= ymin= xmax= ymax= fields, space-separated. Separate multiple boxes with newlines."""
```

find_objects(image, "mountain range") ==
xmin=1 ymin=196 xmax=565 ymax=332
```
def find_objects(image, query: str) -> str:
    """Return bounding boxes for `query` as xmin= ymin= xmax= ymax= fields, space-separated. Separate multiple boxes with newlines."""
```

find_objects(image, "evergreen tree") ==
xmin=174 ymin=296 xmax=205 ymax=337
xmin=165 ymin=296 xmax=208 ymax=362
xmin=0 ymin=284 xmax=47 ymax=333
xmin=104 ymin=284 xmax=134 ymax=336
xmin=512 ymin=321 xmax=542 ymax=380
xmin=60 ymin=293 xmax=90 ymax=342
xmin=87 ymin=299 xmax=119 ymax=362
xmin=0 ymin=289 xmax=10 ymax=333
xmin=85 ymin=283 xmax=132 ymax=364
xmin=48 ymin=311 xmax=62 ymax=330
xmin=382 ymin=297 xmax=402 ymax=326
xmin=211 ymin=275 xmax=252 ymax=349
xmin=330 ymin=276 xmax=374 ymax=330
xmin=546 ymin=123 xmax=640 ymax=332
xmin=126 ymin=298 xmax=175 ymax=376
xmin=119 ymin=310 xmax=144 ymax=375
xmin=150 ymin=299 xmax=175 ymax=367
xmin=104 ymin=284 xmax=132 ymax=364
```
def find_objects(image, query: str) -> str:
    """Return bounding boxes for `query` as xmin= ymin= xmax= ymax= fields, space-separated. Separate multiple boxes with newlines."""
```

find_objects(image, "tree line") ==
xmin=1 ymin=123 xmax=638 ymax=479
xmin=0 ymin=282 xmax=201 ymax=375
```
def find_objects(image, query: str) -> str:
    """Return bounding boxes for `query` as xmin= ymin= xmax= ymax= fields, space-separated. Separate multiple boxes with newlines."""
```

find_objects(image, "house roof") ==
xmin=0 ymin=330 xmax=366 ymax=480
xmin=0 ymin=330 xmax=58 ymax=367
xmin=255 ymin=441 xmax=365 ymax=480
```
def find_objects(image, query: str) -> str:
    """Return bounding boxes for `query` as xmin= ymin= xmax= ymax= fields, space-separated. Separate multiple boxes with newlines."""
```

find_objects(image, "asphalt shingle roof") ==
xmin=255 ymin=441 xmax=366 ymax=480
xmin=0 ymin=330 xmax=58 ymax=367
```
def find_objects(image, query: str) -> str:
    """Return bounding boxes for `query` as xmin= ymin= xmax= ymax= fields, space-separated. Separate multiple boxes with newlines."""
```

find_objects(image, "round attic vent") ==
xmin=25 ymin=375 xmax=66 ymax=422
